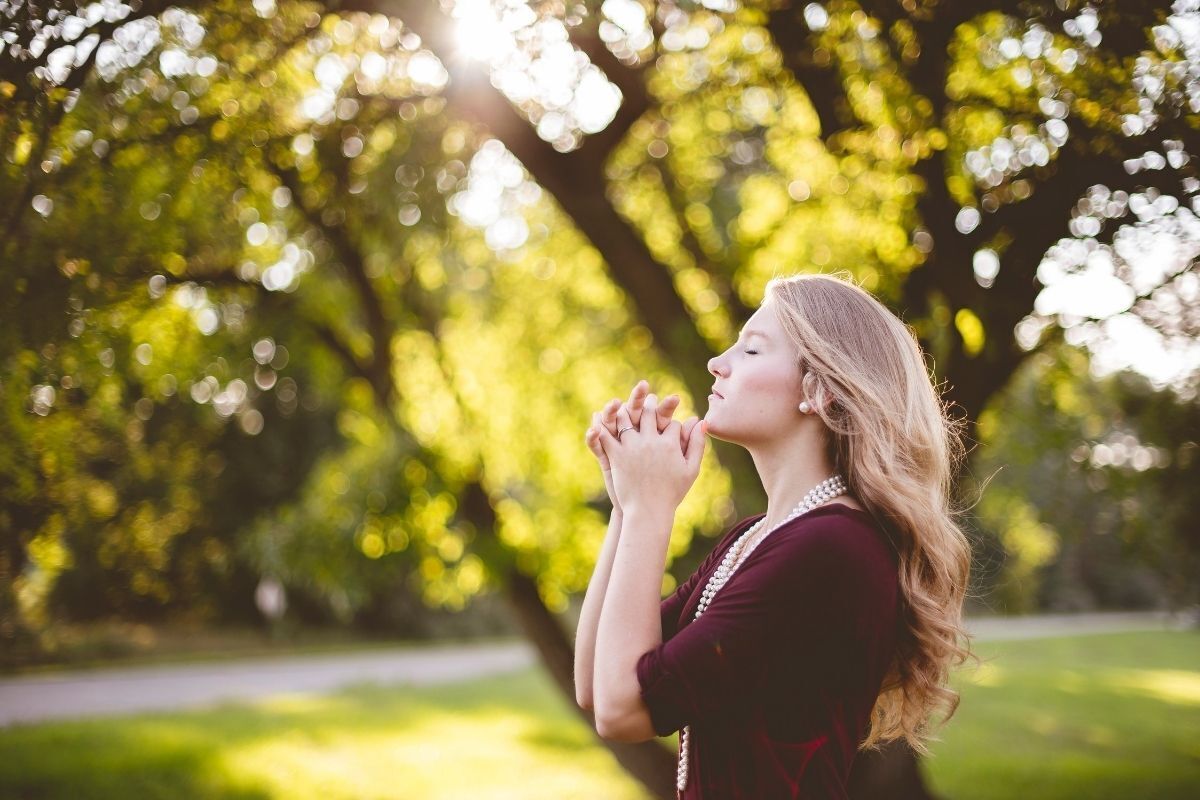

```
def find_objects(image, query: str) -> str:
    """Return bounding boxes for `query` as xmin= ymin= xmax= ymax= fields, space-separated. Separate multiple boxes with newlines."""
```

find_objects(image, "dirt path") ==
xmin=0 ymin=639 xmax=534 ymax=728
xmin=963 ymin=609 xmax=1195 ymax=641
xmin=2 ymin=610 xmax=1191 ymax=728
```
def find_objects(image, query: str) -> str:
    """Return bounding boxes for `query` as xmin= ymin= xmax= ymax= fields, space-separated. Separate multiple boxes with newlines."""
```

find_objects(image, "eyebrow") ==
xmin=740 ymin=329 xmax=769 ymax=340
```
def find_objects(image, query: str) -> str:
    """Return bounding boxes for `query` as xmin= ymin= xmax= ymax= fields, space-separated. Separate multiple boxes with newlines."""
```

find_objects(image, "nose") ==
xmin=708 ymin=352 xmax=726 ymax=378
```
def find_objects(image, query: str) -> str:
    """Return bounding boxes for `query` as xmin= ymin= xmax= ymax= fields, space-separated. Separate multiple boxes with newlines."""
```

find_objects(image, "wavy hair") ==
xmin=765 ymin=271 xmax=981 ymax=757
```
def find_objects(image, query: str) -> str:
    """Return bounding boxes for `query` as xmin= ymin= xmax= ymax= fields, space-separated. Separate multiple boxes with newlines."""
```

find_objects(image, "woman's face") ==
xmin=704 ymin=300 xmax=806 ymax=445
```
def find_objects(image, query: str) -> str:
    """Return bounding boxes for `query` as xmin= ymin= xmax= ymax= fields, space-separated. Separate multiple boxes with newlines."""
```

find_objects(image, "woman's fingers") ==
xmin=584 ymin=414 xmax=599 ymax=451
xmin=684 ymin=415 xmax=707 ymax=474
xmin=587 ymin=412 xmax=611 ymax=469
xmin=656 ymin=393 xmax=680 ymax=432
xmin=601 ymin=398 xmax=621 ymax=435
xmin=600 ymin=403 xmax=632 ymax=450
xmin=680 ymin=415 xmax=699 ymax=453
xmin=595 ymin=382 xmax=684 ymax=441
xmin=641 ymin=392 xmax=659 ymax=432
xmin=626 ymin=380 xmax=648 ymax=428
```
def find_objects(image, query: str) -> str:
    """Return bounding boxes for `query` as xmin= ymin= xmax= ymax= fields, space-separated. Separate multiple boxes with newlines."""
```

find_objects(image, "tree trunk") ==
xmin=455 ymin=478 xmax=679 ymax=798
xmin=502 ymin=565 xmax=680 ymax=800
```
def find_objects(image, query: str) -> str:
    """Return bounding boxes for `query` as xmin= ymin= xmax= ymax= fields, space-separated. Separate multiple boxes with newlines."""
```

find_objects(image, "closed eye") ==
xmin=743 ymin=349 xmax=758 ymax=355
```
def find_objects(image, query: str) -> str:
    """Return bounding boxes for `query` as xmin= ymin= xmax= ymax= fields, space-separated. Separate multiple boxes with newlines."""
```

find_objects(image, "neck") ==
xmin=747 ymin=426 xmax=841 ymax=532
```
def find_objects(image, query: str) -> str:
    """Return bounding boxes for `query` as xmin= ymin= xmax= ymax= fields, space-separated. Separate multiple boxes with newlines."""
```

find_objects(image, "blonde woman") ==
xmin=574 ymin=272 xmax=977 ymax=798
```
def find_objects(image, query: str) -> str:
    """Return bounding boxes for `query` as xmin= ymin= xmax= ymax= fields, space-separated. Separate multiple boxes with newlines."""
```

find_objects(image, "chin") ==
xmin=702 ymin=419 xmax=733 ymax=444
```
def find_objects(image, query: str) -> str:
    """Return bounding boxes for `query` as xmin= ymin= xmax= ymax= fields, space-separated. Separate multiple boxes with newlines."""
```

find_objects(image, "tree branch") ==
xmin=327 ymin=0 xmax=716 ymax=403
xmin=655 ymin=158 xmax=754 ymax=326
xmin=764 ymin=7 xmax=855 ymax=140
xmin=268 ymin=159 xmax=396 ymax=407
xmin=2 ymin=1 xmax=164 ymax=99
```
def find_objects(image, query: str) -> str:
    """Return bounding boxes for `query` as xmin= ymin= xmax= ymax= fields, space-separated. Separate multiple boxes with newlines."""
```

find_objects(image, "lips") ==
xmin=710 ymin=388 xmax=724 ymax=399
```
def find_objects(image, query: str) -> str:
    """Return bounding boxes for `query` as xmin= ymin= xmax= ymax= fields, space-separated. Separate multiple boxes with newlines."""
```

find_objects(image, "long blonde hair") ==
xmin=765 ymin=271 xmax=981 ymax=757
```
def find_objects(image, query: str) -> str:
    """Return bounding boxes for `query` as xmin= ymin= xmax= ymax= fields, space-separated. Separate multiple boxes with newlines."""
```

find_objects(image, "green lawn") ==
xmin=0 ymin=664 xmax=650 ymax=800
xmin=0 ymin=630 xmax=1195 ymax=799
xmin=924 ymin=629 xmax=1200 ymax=800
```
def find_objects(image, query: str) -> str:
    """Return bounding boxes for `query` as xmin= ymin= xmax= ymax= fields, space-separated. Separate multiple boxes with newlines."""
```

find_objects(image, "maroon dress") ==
xmin=636 ymin=503 xmax=901 ymax=799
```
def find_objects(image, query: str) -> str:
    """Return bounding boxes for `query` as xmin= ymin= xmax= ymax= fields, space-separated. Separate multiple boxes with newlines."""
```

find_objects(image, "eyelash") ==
xmin=743 ymin=349 xmax=758 ymax=355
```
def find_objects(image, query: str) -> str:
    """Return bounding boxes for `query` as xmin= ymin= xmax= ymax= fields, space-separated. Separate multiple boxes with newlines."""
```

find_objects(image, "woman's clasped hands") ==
xmin=584 ymin=380 xmax=707 ymax=516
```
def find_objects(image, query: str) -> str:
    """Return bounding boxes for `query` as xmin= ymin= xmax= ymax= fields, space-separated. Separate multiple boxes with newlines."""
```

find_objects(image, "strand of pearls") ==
xmin=675 ymin=474 xmax=848 ymax=795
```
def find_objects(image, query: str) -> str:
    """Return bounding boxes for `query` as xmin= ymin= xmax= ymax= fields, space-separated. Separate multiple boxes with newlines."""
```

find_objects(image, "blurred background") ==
xmin=1 ymin=0 xmax=1197 ymax=798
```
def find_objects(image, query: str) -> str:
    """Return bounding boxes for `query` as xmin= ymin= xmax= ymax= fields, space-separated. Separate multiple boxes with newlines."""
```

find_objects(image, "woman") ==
xmin=573 ymin=272 xmax=978 ymax=799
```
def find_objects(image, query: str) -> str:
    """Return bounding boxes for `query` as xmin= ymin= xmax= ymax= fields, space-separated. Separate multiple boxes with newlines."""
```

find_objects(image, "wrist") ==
xmin=619 ymin=502 xmax=676 ymax=528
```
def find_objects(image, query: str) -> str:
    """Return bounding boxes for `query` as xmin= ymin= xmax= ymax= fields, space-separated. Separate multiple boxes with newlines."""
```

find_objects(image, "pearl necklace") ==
xmin=675 ymin=474 xmax=848 ymax=795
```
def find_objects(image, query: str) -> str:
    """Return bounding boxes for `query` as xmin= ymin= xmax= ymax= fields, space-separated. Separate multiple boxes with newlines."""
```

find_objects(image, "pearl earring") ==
xmin=798 ymin=401 xmax=811 ymax=414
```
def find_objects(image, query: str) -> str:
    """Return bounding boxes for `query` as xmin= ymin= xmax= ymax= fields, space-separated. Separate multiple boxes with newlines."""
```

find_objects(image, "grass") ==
xmin=0 ymin=630 xmax=1195 ymax=799
xmin=0 ymin=665 xmax=650 ymax=800
xmin=924 ymin=629 xmax=1200 ymax=800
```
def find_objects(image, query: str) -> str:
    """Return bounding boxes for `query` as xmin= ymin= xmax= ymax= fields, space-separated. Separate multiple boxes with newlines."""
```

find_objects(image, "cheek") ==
xmin=740 ymin=363 xmax=799 ymax=406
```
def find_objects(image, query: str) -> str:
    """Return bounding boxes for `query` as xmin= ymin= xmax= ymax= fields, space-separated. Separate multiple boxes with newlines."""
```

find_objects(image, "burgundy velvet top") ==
xmin=635 ymin=503 xmax=901 ymax=799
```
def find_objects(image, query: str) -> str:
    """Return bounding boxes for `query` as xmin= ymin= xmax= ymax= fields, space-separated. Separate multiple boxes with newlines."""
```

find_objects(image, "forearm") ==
xmin=574 ymin=508 xmax=623 ymax=709
xmin=593 ymin=504 xmax=674 ymax=725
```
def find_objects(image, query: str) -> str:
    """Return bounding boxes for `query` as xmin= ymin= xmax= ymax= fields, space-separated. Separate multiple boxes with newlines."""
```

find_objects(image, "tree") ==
xmin=966 ymin=340 xmax=1199 ymax=616
xmin=3 ymin=1 xmax=1197 ymax=796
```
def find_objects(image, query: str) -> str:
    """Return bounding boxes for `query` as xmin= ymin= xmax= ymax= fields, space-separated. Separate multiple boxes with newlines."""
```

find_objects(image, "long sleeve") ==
xmin=658 ymin=516 xmax=762 ymax=641
xmin=636 ymin=515 xmax=899 ymax=739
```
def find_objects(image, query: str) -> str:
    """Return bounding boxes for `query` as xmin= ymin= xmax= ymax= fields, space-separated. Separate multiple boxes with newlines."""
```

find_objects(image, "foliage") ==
xmin=0 ymin=0 xmax=1196 ymax=649
xmin=966 ymin=341 xmax=1200 ymax=614
xmin=1 ymin=1 xmax=737 ymax=638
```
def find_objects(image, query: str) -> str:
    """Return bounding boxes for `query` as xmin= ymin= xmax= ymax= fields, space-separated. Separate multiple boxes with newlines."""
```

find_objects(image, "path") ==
xmin=963 ymin=608 xmax=1195 ymax=641
xmin=0 ymin=639 xmax=534 ymax=728
xmin=1 ymin=610 xmax=1192 ymax=728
